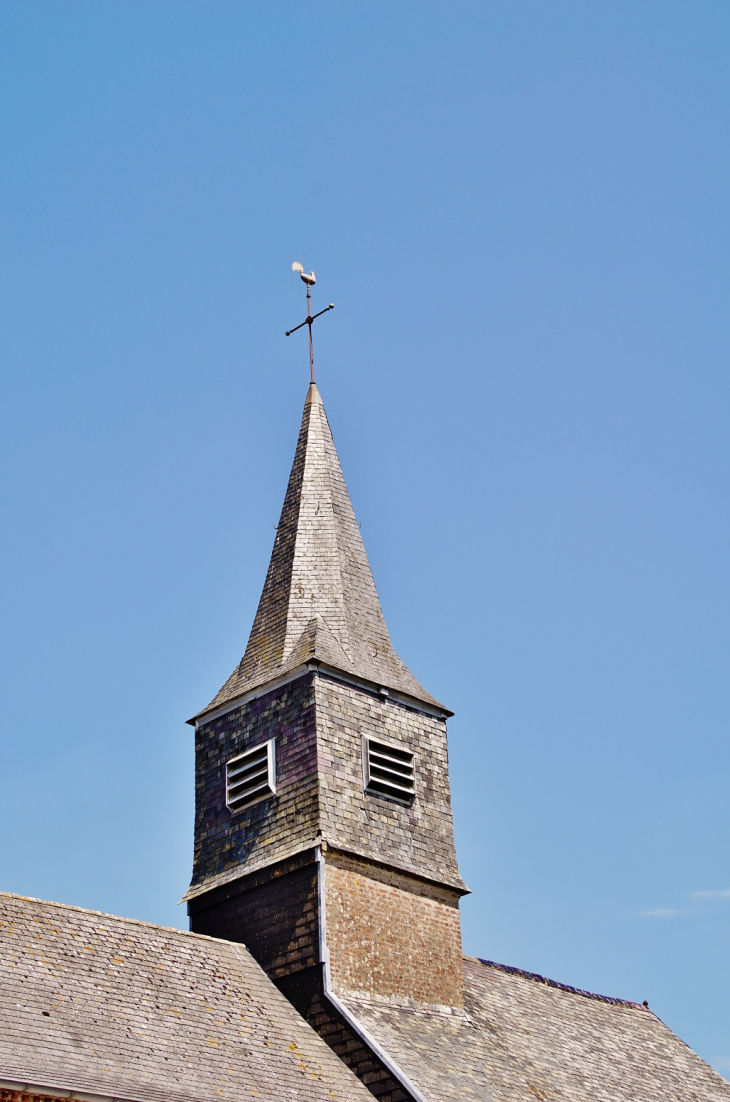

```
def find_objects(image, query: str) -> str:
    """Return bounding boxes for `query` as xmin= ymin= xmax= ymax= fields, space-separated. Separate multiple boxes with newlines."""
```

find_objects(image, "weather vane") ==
xmin=285 ymin=262 xmax=334 ymax=384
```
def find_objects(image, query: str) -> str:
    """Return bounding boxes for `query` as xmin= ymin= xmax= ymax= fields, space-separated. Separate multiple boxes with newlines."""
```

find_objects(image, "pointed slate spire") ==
xmin=198 ymin=384 xmax=443 ymax=718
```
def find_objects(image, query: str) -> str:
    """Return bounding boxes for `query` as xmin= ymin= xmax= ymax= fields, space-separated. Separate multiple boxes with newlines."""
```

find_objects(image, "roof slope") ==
xmin=338 ymin=955 xmax=730 ymax=1102
xmin=0 ymin=892 xmax=371 ymax=1102
xmin=198 ymin=383 xmax=442 ymax=718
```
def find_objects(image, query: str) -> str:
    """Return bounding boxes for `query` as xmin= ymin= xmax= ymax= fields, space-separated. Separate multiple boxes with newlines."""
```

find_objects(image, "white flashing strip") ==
xmin=315 ymin=663 xmax=450 ymax=720
xmin=192 ymin=664 xmax=311 ymax=728
xmin=0 ymin=1079 xmax=144 ymax=1102
xmin=315 ymin=847 xmax=431 ymax=1102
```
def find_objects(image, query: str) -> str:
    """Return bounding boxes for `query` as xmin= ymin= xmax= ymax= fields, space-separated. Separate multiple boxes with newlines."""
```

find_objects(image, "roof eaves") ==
xmin=324 ymin=840 xmax=470 ymax=896
xmin=0 ymin=1075 xmax=146 ymax=1102
xmin=187 ymin=662 xmax=312 ymax=726
xmin=188 ymin=657 xmax=453 ymax=728
xmin=182 ymin=838 xmax=321 ymax=902
xmin=314 ymin=661 xmax=453 ymax=718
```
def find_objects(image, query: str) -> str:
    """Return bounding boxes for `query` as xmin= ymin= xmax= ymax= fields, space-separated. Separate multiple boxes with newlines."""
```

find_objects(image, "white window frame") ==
xmin=226 ymin=737 xmax=277 ymax=813
xmin=362 ymin=735 xmax=416 ymax=802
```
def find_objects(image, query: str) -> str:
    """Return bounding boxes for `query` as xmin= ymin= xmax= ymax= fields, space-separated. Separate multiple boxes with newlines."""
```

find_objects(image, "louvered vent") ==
xmin=364 ymin=737 xmax=415 ymax=801
xmin=226 ymin=739 xmax=276 ymax=813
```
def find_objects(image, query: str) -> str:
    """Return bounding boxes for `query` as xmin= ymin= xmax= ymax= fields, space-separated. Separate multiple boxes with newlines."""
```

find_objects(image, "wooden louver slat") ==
xmin=226 ymin=740 xmax=276 ymax=812
xmin=365 ymin=738 xmax=415 ymax=800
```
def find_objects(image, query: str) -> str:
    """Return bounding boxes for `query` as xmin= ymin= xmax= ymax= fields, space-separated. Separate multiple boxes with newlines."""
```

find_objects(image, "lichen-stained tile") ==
xmin=338 ymin=956 xmax=730 ymax=1102
xmin=0 ymin=892 xmax=371 ymax=1102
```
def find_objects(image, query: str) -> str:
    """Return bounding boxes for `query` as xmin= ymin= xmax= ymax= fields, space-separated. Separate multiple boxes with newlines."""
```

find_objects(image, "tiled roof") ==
xmin=477 ymin=958 xmax=645 ymax=1008
xmin=338 ymin=954 xmax=730 ymax=1102
xmin=196 ymin=383 xmax=443 ymax=720
xmin=0 ymin=892 xmax=370 ymax=1102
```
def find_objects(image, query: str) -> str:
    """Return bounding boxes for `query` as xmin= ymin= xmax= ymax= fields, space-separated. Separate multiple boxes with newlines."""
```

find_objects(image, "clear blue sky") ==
xmin=0 ymin=0 xmax=728 ymax=1076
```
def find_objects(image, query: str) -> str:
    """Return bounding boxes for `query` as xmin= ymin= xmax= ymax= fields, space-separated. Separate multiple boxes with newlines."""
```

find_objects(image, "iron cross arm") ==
xmin=285 ymin=303 xmax=334 ymax=337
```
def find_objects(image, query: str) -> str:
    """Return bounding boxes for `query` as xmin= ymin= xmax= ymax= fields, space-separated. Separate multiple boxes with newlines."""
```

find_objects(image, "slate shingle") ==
xmin=196 ymin=384 xmax=444 ymax=721
xmin=338 ymin=955 xmax=730 ymax=1102
xmin=0 ymin=892 xmax=371 ymax=1102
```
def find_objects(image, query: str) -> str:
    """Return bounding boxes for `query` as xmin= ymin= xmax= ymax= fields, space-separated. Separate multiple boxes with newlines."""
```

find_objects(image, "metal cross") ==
xmin=285 ymin=262 xmax=334 ymax=384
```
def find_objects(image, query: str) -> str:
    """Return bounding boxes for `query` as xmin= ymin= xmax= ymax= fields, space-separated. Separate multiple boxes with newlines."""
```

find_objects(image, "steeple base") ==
xmin=188 ymin=849 xmax=424 ymax=1102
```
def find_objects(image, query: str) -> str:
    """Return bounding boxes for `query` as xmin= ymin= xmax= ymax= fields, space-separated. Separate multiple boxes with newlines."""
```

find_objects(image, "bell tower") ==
xmin=186 ymin=382 xmax=468 ymax=1096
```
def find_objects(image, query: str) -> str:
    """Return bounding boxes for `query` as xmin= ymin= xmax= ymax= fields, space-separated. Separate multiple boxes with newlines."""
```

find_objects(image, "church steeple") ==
xmin=187 ymin=378 xmax=466 ymax=1096
xmin=197 ymin=383 xmax=442 ymax=722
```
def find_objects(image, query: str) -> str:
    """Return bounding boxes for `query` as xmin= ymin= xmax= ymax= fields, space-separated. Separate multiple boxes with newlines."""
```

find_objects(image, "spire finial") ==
xmin=285 ymin=262 xmax=334 ymax=385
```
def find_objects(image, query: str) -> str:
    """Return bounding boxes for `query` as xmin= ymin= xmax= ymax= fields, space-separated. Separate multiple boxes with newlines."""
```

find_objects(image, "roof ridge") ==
xmin=0 ymin=890 xmax=248 ymax=948
xmin=473 ymin=956 xmax=648 ymax=1010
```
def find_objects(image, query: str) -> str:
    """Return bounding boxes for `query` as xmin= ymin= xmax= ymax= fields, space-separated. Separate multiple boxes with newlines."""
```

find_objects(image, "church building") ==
xmin=0 ymin=351 xmax=728 ymax=1100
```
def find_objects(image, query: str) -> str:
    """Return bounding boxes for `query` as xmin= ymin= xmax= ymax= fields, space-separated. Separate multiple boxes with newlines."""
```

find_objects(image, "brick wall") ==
xmin=0 ymin=1093 xmax=70 ymax=1102
xmin=324 ymin=850 xmax=464 ymax=1008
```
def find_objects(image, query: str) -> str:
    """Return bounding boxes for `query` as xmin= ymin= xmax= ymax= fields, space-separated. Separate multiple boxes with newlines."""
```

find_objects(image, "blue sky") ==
xmin=0 ymin=0 xmax=728 ymax=1076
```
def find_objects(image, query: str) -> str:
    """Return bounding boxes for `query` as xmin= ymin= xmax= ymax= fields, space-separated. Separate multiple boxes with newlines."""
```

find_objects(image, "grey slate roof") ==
xmin=0 ymin=891 xmax=370 ymax=1102
xmin=197 ymin=383 xmax=443 ymax=720
xmin=340 ymin=955 xmax=730 ymax=1102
